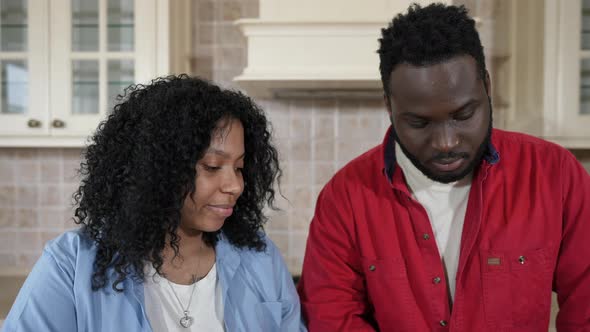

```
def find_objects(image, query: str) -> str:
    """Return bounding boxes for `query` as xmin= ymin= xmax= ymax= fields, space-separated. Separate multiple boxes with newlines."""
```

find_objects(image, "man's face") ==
xmin=387 ymin=55 xmax=492 ymax=184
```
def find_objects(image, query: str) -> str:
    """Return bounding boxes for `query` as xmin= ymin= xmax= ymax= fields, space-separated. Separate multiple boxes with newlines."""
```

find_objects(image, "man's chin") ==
xmin=420 ymin=162 xmax=474 ymax=184
xmin=423 ymin=170 xmax=468 ymax=184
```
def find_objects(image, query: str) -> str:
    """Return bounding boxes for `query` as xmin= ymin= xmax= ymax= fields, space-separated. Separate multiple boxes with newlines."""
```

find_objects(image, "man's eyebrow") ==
xmin=398 ymin=99 xmax=481 ymax=119
xmin=400 ymin=112 xmax=428 ymax=120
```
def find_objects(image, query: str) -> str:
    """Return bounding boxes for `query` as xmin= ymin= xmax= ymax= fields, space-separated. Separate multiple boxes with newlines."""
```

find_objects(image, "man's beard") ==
xmin=392 ymin=108 xmax=493 ymax=184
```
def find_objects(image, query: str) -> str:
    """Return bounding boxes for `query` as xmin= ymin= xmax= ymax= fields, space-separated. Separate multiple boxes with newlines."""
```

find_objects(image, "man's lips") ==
xmin=207 ymin=204 xmax=234 ymax=217
xmin=431 ymin=157 xmax=465 ymax=172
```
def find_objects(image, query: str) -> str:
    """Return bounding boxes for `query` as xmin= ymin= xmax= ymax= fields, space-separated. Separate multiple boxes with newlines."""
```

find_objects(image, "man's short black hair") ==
xmin=378 ymin=3 xmax=486 ymax=95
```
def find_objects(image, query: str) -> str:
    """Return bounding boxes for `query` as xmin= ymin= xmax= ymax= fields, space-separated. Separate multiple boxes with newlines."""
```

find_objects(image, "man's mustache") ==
xmin=431 ymin=151 xmax=469 ymax=162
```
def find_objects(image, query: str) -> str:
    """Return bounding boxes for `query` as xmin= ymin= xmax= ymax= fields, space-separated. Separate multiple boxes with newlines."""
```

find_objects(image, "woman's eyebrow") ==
xmin=205 ymin=148 xmax=245 ymax=159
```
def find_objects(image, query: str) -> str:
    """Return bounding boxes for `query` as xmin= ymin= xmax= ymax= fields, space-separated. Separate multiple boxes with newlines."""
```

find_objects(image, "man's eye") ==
xmin=407 ymin=120 xmax=428 ymax=128
xmin=454 ymin=110 xmax=475 ymax=121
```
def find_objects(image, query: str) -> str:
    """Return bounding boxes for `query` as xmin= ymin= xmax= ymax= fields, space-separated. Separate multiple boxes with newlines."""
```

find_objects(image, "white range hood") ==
xmin=234 ymin=0 xmax=451 ymax=98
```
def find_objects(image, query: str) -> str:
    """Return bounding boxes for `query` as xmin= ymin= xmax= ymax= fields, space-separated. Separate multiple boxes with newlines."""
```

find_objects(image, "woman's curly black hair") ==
xmin=73 ymin=75 xmax=281 ymax=291
xmin=378 ymin=3 xmax=486 ymax=95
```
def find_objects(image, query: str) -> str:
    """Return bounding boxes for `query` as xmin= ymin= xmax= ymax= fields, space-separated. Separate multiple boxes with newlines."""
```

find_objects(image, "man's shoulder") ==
xmin=333 ymin=144 xmax=384 ymax=182
xmin=310 ymin=143 xmax=387 ymax=207
xmin=492 ymin=129 xmax=570 ymax=161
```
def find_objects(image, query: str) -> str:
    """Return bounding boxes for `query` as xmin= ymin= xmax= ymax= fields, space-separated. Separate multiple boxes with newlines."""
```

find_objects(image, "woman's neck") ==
xmin=174 ymin=226 xmax=206 ymax=257
xmin=160 ymin=228 xmax=216 ymax=285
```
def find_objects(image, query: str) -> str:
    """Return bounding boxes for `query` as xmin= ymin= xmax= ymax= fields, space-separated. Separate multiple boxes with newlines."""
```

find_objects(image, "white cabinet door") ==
xmin=0 ymin=0 xmax=168 ymax=146
xmin=0 ymin=0 xmax=49 ymax=136
xmin=544 ymin=0 xmax=590 ymax=140
xmin=50 ymin=0 xmax=159 ymax=137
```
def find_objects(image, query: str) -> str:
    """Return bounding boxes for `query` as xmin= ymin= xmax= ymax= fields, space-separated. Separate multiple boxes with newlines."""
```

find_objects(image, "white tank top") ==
xmin=144 ymin=263 xmax=225 ymax=332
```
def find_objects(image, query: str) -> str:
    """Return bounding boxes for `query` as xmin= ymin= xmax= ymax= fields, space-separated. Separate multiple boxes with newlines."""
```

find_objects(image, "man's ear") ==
xmin=384 ymin=94 xmax=393 ymax=121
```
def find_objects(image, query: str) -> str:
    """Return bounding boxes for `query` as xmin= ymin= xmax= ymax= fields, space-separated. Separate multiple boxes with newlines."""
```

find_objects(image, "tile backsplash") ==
xmin=0 ymin=149 xmax=81 ymax=268
xmin=260 ymin=98 xmax=389 ymax=273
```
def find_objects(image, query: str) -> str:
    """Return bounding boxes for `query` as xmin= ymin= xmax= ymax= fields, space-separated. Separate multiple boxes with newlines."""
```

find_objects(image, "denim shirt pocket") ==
xmin=255 ymin=301 xmax=282 ymax=331
xmin=480 ymin=247 xmax=554 ymax=328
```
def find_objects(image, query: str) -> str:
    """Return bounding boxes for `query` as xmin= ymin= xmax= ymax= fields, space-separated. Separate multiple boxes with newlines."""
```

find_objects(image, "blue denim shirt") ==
xmin=2 ymin=230 xmax=306 ymax=331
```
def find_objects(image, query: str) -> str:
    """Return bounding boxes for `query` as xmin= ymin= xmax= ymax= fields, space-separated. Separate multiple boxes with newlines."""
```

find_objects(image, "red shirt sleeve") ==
xmin=554 ymin=151 xmax=590 ymax=331
xmin=297 ymin=179 xmax=377 ymax=331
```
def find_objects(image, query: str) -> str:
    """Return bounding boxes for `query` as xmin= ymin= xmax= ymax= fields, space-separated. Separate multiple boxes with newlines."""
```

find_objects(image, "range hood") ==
xmin=234 ymin=0 xmax=451 ymax=98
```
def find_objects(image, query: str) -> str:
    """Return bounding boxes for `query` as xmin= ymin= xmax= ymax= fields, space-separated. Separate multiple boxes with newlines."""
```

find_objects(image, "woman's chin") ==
xmin=201 ymin=224 xmax=224 ymax=233
xmin=195 ymin=218 xmax=226 ymax=233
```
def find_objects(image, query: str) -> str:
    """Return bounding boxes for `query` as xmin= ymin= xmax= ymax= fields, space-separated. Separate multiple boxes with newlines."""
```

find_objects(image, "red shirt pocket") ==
xmin=361 ymin=257 xmax=417 ymax=331
xmin=480 ymin=247 xmax=554 ymax=329
xmin=508 ymin=247 xmax=554 ymax=327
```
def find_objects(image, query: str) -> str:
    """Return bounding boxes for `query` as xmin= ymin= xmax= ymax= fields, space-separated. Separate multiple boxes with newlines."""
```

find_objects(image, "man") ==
xmin=297 ymin=3 xmax=590 ymax=332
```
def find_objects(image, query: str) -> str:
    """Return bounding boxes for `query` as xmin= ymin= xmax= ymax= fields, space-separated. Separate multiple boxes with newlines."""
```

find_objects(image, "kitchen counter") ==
xmin=0 ymin=267 xmax=29 ymax=325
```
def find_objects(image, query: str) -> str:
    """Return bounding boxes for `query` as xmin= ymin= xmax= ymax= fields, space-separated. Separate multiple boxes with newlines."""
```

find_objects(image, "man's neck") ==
xmin=394 ymin=143 xmax=472 ymax=194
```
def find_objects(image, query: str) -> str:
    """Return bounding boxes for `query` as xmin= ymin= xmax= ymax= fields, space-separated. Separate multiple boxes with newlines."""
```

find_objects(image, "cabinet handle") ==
xmin=52 ymin=119 xmax=66 ymax=128
xmin=27 ymin=119 xmax=42 ymax=128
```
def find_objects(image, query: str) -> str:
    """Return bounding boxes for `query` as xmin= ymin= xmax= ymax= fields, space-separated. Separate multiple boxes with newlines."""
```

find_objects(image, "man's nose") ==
xmin=432 ymin=123 xmax=459 ymax=153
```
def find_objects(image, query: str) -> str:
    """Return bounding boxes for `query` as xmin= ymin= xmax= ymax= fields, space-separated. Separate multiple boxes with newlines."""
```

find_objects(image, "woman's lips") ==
xmin=431 ymin=158 xmax=465 ymax=172
xmin=207 ymin=205 xmax=234 ymax=217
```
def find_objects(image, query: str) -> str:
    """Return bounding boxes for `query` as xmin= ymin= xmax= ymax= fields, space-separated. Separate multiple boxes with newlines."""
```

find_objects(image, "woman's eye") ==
xmin=203 ymin=165 xmax=221 ymax=171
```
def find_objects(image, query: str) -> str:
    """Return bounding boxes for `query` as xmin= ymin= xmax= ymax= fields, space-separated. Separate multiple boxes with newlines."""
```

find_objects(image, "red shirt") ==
xmin=298 ymin=128 xmax=590 ymax=331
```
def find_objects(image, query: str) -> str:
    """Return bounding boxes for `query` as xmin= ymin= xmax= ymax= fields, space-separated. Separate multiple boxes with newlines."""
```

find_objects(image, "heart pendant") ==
xmin=180 ymin=315 xmax=194 ymax=328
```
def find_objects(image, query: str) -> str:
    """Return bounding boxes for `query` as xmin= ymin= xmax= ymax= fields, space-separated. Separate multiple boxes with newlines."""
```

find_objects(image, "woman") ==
xmin=3 ymin=75 xmax=305 ymax=331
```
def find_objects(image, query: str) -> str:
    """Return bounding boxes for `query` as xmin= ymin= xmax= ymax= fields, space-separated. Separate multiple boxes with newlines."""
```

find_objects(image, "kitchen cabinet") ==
xmin=543 ymin=0 xmax=590 ymax=146
xmin=235 ymin=0 xmax=452 ymax=98
xmin=0 ymin=0 xmax=170 ymax=147
xmin=499 ymin=0 xmax=590 ymax=148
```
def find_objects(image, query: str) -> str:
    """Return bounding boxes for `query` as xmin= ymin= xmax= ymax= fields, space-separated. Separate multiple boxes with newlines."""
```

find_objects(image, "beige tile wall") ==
xmin=258 ymin=99 xmax=389 ymax=272
xmin=0 ymin=149 xmax=81 ymax=267
xmin=0 ymin=0 xmax=589 ymax=279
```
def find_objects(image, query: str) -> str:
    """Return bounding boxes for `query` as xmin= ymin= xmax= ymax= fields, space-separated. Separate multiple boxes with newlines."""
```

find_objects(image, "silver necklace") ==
xmin=165 ymin=247 xmax=203 ymax=328
xmin=167 ymin=278 xmax=197 ymax=328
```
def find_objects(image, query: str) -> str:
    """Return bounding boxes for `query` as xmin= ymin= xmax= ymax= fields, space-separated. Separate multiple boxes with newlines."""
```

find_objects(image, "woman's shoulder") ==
xmin=43 ymin=228 xmax=96 ymax=266
xmin=217 ymin=232 xmax=294 ymax=298
xmin=216 ymin=232 xmax=289 ymax=283
xmin=219 ymin=232 xmax=281 ymax=261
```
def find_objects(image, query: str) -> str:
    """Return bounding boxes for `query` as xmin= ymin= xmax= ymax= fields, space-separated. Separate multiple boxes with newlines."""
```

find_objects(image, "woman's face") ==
xmin=180 ymin=118 xmax=245 ymax=234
